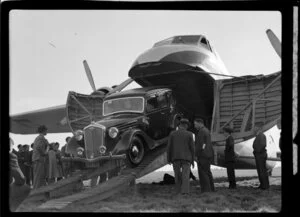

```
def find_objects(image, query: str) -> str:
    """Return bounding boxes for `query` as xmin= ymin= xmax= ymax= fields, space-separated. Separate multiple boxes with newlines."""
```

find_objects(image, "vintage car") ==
xmin=65 ymin=86 xmax=183 ymax=168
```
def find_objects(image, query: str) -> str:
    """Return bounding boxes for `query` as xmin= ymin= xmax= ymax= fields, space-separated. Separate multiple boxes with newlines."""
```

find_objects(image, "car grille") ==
xmin=84 ymin=125 xmax=105 ymax=159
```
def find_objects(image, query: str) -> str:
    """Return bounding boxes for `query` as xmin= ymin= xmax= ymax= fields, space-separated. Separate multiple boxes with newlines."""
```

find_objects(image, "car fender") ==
xmin=111 ymin=128 xmax=156 ymax=155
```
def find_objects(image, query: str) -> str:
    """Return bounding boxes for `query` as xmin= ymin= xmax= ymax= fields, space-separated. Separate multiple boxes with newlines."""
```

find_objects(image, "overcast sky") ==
xmin=9 ymin=10 xmax=281 ymax=156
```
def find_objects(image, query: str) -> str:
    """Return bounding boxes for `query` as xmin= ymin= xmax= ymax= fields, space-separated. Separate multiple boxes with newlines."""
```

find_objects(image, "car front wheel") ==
xmin=126 ymin=136 xmax=145 ymax=167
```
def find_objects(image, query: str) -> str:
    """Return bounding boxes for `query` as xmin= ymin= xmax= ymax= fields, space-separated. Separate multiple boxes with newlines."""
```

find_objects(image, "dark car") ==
xmin=65 ymin=87 xmax=183 ymax=168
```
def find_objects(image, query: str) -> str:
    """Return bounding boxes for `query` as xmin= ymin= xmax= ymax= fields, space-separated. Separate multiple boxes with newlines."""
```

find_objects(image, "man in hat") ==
xmin=32 ymin=125 xmax=50 ymax=189
xmin=194 ymin=118 xmax=215 ymax=193
xmin=167 ymin=118 xmax=195 ymax=195
xmin=253 ymin=123 xmax=269 ymax=190
xmin=223 ymin=126 xmax=236 ymax=189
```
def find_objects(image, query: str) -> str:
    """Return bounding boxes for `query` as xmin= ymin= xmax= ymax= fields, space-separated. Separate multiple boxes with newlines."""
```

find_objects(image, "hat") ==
xmin=223 ymin=126 xmax=233 ymax=133
xmin=180 ymin=118 xmax=190 ymax=125
xmin=194 ymin=118 xmax=204 ymax=124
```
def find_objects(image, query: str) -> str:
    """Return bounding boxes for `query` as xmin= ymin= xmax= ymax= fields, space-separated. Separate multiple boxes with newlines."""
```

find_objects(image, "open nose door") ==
xmin=211 ymin=72 xmax=281 ymax=142
xmin=66 ymin=91 xmax=104 ymax=133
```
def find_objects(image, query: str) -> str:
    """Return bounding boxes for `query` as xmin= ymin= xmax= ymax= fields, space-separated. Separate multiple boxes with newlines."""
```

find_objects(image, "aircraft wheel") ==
xmin=126 ymin=136 xmax=145 ymax=167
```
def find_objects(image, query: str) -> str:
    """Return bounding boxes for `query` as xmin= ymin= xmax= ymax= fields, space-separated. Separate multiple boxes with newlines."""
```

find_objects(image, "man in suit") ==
xmin=194 ymin=118 xmax=215 ymax=193
xmin=253 ymin=123 xmax=269 ymax=190
xmin=167 ymin=118 xmax=195 ymax=195
xmin=32 ymin=125 xmax=50 ymax=189
xmin=223 ymin=126 xmax=236 ymax=189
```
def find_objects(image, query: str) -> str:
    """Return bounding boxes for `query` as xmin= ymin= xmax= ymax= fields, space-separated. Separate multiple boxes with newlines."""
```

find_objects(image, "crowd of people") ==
xmin=167 ymin=118 xmax=271 ymax=195
xmin=9 ymin=125 xmax=71 ymax=189
xmin=10 ymin=119 xmax=272 ymax=195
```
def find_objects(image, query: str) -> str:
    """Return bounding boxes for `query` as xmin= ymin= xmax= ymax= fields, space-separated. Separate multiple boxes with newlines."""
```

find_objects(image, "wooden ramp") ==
xmin=35 ymin=145 xmax=168 ymax=211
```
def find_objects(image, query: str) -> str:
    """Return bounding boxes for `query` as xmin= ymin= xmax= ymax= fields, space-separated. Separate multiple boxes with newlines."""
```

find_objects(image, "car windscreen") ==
xmin=103 ymin=97 xmax=144 ymax=116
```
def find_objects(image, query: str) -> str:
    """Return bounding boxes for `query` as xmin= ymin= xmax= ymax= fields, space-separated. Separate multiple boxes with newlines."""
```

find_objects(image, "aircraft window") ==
xmin=172 ymin=36 xmax=200 ymax=45
xmin=200 ymin=38 xmax=208 ymax=45
xmin=153 ymin=37 xmax=174 ymax=47
xmin=200 ymin=38 xmax=212 ymax=51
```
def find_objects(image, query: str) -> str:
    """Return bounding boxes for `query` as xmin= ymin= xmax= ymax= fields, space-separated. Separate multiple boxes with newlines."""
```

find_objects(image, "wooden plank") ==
xmin=264 ymin=91 xmax=282 ymax=98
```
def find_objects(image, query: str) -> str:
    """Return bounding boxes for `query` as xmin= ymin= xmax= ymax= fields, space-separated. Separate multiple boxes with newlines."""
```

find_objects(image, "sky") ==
xmin=9 ymin=10 xmax=281 ymax=170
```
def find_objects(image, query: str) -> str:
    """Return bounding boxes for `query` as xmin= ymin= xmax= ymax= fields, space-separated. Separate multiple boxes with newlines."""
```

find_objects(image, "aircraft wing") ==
xmin=10 ymin=105 xmax=70 ymax=135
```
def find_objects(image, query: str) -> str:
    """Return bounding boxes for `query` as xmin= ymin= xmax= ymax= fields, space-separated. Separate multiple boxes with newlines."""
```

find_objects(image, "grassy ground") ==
xmin=63 ymin=167 xmax=281 ymax=212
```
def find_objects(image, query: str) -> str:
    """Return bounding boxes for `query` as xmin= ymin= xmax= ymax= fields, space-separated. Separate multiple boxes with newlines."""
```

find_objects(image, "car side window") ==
xmin=147 ymin=96 xmax=159 ymax=112
xmin=157 ymin=94 xmax=168 ymax=108
xmin=147 ymin=93 xmax=168 ymax=112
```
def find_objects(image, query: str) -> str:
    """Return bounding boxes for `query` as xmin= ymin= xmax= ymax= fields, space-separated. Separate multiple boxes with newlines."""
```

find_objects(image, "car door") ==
xmin=146 ymin=92 xmax=170 ymax=140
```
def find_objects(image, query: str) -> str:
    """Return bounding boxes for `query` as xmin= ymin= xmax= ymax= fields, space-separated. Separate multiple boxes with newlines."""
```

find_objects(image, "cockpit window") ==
xmin=172 ymin=36 xmax=200 ymax=45
xmin=200 ymin=37 xmax=212 ymax=51
xmin=153 ymin=36 xmax=201 ymax=47
xmin=103 ymin=97 xmax=144 ymax=116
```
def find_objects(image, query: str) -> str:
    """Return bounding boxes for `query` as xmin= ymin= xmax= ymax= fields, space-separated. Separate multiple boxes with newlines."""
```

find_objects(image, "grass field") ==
xmin=63 ymin=167 xmax=281 ymax=212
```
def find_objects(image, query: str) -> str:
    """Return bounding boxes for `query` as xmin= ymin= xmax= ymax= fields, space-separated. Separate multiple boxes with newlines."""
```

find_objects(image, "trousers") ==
xmin=254 ymin=152 xmax=269 ymax=189
xmin=172 ymin=160 xmax=191 ymax=194
xmin=226 ymin=161 xmax=236 ymax=188
xmin=197 ymin=158 xmax=215 ymax=192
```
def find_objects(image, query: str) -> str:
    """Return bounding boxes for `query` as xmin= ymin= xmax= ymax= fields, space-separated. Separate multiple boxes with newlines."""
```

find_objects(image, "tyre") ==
xmin=126 ymin=136 xmax=145 ymax=167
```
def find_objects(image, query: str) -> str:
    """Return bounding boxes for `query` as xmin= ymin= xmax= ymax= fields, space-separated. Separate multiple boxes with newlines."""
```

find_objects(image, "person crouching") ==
xmin=167 ymin=118 xmax=195 ymax=195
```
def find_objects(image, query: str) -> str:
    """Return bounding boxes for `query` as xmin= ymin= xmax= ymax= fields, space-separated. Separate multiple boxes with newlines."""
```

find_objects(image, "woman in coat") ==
xmin=223 ymin=126 xmax=236 ymax=189
xmin=47 ymin=143 xmax=60 ymax=184
xmin=54 ymin=142 xmax=64 ymax=181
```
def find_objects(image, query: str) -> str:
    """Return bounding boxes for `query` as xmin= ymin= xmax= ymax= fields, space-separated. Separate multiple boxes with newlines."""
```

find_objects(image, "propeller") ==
xmin=83 ymin=60 xmax=133 ymax=95
xmin=266 ymin=29 xmax=281 ymax=58
xmin=83 ymin=60 xmax=97 ymax=92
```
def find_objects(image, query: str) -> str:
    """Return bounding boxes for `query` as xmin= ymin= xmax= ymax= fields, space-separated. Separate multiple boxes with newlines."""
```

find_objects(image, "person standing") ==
xmin=47 ymin=143 xmax=60 ymax=184
xmin=253 ymin=124 xmax=269 ymax=190
xmin=22 ymin=144 xmax=31 ymax=185
xmin=223 ymin=126 xmax=236 ymax=189
xmin=17 ymin=145 xmax=26 ymax=177
xmin=167 ymin=118 xmax=195 ymax=195
xmin=9 ymin=138 xmax=26 ymax=186
xmin=194 ymin=118 xmax=215 ymax=193
xmin=61 ymin=137 xmax=71 ymax=178
xmin=29 ymin=143 xmax=34 ymax=186
xmin=54 ymin=142 xmax=64 ymax=181
xmin=32 ymin=125 xmax=50 ymax=189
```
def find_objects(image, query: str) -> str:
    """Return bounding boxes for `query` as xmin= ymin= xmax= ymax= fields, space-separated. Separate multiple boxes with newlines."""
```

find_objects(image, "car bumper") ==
xmin=61 ymin=154 xmax=126 ymax=164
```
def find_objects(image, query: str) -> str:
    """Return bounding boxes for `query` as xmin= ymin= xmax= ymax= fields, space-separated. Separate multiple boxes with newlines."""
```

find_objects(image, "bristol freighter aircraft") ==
xmin=10 ymin=30 xmax=281 ymax=177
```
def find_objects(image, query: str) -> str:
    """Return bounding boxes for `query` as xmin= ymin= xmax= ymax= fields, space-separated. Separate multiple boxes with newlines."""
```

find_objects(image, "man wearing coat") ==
xmin=223 ymin=126 xmax=236 ymax=189
xmin=194 ymin=118 xmax=215 ymax=193
xmin=253 ymin=123 xmax=269 ymax=190
xmin=32 ymin=125 xmax=50 ymax=189
xmin=167 ymin=118 xmax=195 ymax=195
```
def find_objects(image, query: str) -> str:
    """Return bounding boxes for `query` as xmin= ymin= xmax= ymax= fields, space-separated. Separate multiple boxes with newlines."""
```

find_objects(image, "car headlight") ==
xmin=108 ymin=127 xmax=119 ymax=138
xmin=99 ymin=145 xmax=107 ymax=154
xmin=74 ymin=130 xmax=84 ymax=141
xmin=76 ymin=147 xmax=84 ymax=156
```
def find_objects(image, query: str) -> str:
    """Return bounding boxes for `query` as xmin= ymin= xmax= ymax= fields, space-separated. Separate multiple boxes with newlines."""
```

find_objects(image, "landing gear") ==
xmin=126 ymin=137 xmax=145 ymax=167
